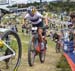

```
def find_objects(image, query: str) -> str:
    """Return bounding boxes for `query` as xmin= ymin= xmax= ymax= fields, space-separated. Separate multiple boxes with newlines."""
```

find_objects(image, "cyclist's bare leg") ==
xmin=38 ymin=28 xmax=43 ymax=42
xmin=32 ymin=36 xmax=35 ymax=48
xmin=38 ymin=28 xmax=45 ymax=50
xmin=43 ymin=36 xmax=47 ymax=49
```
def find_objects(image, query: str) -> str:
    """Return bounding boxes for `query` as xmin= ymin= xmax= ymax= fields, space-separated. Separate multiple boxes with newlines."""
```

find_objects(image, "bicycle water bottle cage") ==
xmin=31 ymin=27 xmax=38 ymax=34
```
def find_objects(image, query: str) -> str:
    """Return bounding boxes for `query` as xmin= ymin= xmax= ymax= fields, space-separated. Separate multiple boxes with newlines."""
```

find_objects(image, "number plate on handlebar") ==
xmin=32 ymin=27 xmax=38 ymax=31
xmin=31 ymin=27 xmax=38 ymax=34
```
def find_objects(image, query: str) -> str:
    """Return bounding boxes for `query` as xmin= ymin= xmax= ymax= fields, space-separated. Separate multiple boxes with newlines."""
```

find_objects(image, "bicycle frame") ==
xmin=31 ymin=27 xmax=45 ymax=52
xmin=31 ymin=27 xmax=40 ymax=49
xmin=28 ymin=27 xmax=46 ymax=66
xmin=0 ymin=28 xmax=16 ymax=61
xmin=0 ymin=41 xmax=15 ymax=61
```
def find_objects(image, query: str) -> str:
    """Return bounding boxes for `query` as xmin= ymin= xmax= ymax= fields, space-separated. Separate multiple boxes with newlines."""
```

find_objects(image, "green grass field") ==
xmin=17 ymin=24 xmax=71 ymax=71
xmin=0 ymin=23 xmax=71 ymax=71
xmin=56 ymin=55 xmax=71 ymax=71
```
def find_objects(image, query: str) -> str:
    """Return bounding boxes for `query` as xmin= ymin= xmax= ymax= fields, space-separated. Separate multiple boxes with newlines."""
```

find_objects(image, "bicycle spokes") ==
xmin=0 ymin=30 xmax=22 ymax=71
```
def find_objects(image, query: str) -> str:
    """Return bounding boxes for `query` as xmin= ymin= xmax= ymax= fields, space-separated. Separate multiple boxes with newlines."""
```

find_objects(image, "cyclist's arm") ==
xmin=24 ymin=14 xmax=29 ymax=23
xmin=38 ymin=14 xmax=49 ymax=26
xmin=24 ymin=14 xmax=28 ymax=19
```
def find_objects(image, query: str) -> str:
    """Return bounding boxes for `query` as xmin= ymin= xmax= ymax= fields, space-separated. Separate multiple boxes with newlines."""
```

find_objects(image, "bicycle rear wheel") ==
xmin=0 ymin=30 xmax=22 ymax=71
xmin=56 ymin=43 xmax=60 ymax=53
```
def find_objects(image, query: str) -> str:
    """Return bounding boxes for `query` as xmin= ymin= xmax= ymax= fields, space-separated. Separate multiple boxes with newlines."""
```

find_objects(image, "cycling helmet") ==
xmin=27 ymin=6 xmax=37 ymax=15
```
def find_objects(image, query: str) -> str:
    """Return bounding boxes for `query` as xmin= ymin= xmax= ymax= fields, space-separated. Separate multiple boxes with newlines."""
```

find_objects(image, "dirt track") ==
xmin=18 ymin=40 xmax=61 ymax=71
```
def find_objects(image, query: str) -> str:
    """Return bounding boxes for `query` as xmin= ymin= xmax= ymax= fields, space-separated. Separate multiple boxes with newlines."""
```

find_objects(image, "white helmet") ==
xmin=27 ymin=6 xmax=37 ymax=15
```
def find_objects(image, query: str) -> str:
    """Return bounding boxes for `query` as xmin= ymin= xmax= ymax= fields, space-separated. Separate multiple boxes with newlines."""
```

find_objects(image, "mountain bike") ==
xmin=55 ymin=39 xmax=61 ymax=53
xmin=0 ymin=28 xmax=22 ymax=71
xmin=28 ymin=27 xmax=46 ymax=66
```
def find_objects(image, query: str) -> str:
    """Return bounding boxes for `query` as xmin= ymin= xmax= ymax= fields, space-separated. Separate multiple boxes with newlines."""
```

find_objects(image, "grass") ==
xmin=0 ymin=13 xmax=72 ymax=71
xmin=14 ymin=25 xmax=72 ymax=71
xmin=47 ymin=37 xmax=55 ymax=48
xmin=56 ymin=55 xmax=71 ymax=71
xmin=17 ymin=25 xmax=71 ymax=71
xmin=18 ymin=33 xmax=31 ymax=52
xmin=0 ymin=24 xmax=71 ymax=71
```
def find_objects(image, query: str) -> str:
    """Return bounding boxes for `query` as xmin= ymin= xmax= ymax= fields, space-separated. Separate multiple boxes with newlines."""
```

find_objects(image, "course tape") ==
xmin=64 ymin=52 xmax=75 ymax=71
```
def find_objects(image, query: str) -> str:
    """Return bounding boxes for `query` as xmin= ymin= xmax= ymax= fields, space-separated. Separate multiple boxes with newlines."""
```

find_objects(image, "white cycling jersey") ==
xmin=24 ymin=11 xmax=43 ymax=25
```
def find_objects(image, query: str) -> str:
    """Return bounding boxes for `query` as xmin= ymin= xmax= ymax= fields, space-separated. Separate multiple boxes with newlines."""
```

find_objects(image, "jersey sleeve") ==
xmin=37 ymin=12 xmax=43 ymax=18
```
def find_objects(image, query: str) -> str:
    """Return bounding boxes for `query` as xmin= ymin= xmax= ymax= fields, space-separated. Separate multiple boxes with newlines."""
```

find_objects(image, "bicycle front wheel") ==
xmin=39 ymin=50 xmax=46 ymax=63
xmin=0 ymin=30 xmax=22 ymax=71
xmin=28 ymin=41 xmax=35 ymax=66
